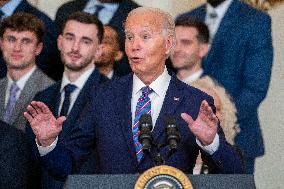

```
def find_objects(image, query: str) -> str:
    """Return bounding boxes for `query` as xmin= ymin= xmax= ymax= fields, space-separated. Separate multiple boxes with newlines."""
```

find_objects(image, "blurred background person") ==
xmin=0 ymin=0 xmax=63 ymax=80
xmin=177 ymin=0 xmax=273 ymax=173
xmin=171 ymin=17 xmax=209 ymax=83
xmin=191 ymin=76 xmax=240 ymax=174
xmin=94 ymin=25 xmax=123 ymax=80
xmin=0 ymin=12 xmax=54 ymax=131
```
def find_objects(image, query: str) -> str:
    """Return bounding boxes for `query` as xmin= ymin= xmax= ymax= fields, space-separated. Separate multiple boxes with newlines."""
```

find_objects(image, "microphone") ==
xmin=138 ymin=114 xmax=153 ymax=151
xmin=166 ymin=116 xmax=181 ymax=150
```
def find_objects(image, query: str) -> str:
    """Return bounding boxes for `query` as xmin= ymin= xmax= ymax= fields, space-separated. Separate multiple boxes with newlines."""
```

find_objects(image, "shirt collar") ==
xmin=106 ymin=70 xmax=114 ymax=79
xmin=206 ymin=0 xmax=233 ymax=19
xmin=182 ymin=69 xmax=204 ymax=84
xmin=84 ymin=0 xmax=119 ymax=12
xmin=1 ymin=0 xmax=22 ymax=17
xmin=7 ymin=66 xmax=36 ymax=91
xmin=133 ymin=66 xmax=171 ymax=97
xmin=60 ymin=65 xmax=95 ymax=92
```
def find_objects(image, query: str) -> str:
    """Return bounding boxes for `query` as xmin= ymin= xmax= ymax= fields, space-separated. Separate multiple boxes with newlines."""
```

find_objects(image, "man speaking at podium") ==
xmin=24 ymin=7 xmax=242 ymax=179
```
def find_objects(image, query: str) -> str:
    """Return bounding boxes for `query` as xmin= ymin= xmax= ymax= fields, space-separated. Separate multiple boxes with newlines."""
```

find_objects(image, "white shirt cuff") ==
xmin=196 ymin=134 xmax=220 ymax=155
xmin=36 ymin=137 xmax=58 ymax=156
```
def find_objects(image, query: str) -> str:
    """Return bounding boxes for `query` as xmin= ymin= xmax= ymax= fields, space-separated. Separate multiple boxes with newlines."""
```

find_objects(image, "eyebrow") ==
xmin=64 ymin=32 xmax=94 ymax=42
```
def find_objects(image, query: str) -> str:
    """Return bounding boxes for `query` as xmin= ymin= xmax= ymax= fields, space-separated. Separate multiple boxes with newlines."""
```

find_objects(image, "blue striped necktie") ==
xmin=132 ymin=86 xmax=153 ymax=162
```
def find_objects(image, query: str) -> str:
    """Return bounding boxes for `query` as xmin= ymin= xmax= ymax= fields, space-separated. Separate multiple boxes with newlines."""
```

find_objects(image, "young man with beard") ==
xmin=25 ymin=12 xmax=108 ymax=189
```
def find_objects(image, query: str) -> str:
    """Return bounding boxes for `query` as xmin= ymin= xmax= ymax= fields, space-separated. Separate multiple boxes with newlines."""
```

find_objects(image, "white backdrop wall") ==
xmin=27 ymin=0 xmax=284 ymax=188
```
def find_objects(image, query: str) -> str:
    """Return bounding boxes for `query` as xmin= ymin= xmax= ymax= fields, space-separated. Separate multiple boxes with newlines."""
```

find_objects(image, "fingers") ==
xmin=57 ymin=116 xmax=67 ymax=128
xmin=181 ymin=113 xmax=194 ymax=126
xmin=23 ymin=111 xmax=34 ymax=124
xmin=30 ymin=101 xmax=51 ymax=114
xmin=199 ymin=100 xmax=218 ymax=127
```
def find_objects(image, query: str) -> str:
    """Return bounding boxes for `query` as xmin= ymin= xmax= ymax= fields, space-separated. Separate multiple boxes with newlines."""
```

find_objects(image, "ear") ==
xmin=165 ymin=34 xmax=174 ymax=56
xmin=114 ymin=50 xmax=123 ymax=62
xmin=57 ymin=35 xmax=63 ymax=51
xmin=199 ymin=43 xmax=209 ymax=58
xmin=0 ymin=38 xmax=3 ymax=51
xmin=35 ymin=42 xmax=43 ymax=56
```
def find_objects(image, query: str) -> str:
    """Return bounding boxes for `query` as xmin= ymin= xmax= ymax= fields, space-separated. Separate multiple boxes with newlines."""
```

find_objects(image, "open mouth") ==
xmin=130 ymin=57 xmax=143 ymax=63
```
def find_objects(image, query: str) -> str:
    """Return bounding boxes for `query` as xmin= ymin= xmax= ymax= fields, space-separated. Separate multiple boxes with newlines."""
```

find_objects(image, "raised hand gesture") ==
xmin=24 ymin=101 xmax=66 ymax=147
xmin=181 ymin=100 xmax=219 ymax=146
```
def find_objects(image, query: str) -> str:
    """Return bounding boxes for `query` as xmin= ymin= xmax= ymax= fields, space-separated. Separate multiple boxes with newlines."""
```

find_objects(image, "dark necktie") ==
xmin=60 ymin=84 xmax=77 ymax=117
xmin=2 ymin=82 xmax=19 ymax=124
xmin=94 ymin=4 xmax=104 ymax=18
xmin=132 ymin=86 xmax=153 ymax=162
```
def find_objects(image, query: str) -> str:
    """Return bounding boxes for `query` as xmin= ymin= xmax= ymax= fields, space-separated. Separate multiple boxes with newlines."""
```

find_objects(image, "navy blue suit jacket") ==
xmin=0 ymin=0 xmax=63 ymax=80
xmin=177 ymin=0 xmax=273 ymax=159
xmin=40 ymin=74 xmax=242 ymax=179
xmin=26 ymin=69 xmax=108 ymax=189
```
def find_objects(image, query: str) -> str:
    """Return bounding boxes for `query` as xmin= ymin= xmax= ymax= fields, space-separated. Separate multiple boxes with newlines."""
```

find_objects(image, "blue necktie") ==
xmin=132 ymin=86 xmax=153 ymax=162
xmin=2 ymin=82 xmax=19 ymax=124
xmin=60 ymin=84 xmax=77 ymax=117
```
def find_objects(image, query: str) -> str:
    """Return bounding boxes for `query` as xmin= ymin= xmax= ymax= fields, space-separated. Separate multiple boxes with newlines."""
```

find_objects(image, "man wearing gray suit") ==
xmin=0 ymin=12 xmax=54 ymax=131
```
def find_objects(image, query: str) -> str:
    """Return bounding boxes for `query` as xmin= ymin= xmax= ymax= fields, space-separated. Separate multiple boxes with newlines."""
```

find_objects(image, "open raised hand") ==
xmin=181 ymin=100 xmax=218 ymax=146
xmin=24 ymin=101 xmax=66 ymax=147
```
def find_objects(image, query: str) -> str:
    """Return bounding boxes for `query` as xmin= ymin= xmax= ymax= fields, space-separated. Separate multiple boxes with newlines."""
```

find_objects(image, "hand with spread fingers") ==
xmin=24 ymin=101 xmax=66 ymax=147
xmin=181 ymin=100 xmax=219 ymax=146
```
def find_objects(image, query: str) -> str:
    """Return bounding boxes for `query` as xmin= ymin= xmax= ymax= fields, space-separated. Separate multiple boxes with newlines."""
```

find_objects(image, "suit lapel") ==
xmin=61 ymin=69 xmax=101 ymax=137
xmin=10 ymin=69 xmax=40 ymax=124
xmin=152 ymin=77 xmax=184 ymax=143
xmin=0 ymin=78 xmax=8 ymax=118
xmin=205 ymin=0 xmax=241 ymax=69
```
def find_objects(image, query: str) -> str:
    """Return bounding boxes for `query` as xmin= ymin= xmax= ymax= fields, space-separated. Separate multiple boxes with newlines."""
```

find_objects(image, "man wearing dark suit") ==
xmin=0 ymin=12 xmax=54 ymax=131
xmin=0 ymin=0 xmax=63 ymax=80
xmin=55 ymin=0 xmax=140 ymax=76
xmin=95 ymin=25 xmax=123 ymax=80
xmin=0 ymin=120 xmax=32 ymax=189
xmin=25 ymin=7 xmax=243 ymax=179
xmin=177 ymin=0 xmax=273 ymax=173
xmin=26 ymin=12 xmax=108 ymax=189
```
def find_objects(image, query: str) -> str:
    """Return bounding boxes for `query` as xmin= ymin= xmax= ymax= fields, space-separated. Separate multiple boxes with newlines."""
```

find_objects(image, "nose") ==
xmin=127 ymin=37 xmax=141 ymax=52
xmin=71 ymin=39 xmax=80 ymax=51
xmin=14 ymin=41 xmax=22 ymax=51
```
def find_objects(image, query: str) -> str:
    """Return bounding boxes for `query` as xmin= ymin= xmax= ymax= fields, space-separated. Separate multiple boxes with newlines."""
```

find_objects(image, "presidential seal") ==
xmin=134 ymin=165 xmax=193 ymax=189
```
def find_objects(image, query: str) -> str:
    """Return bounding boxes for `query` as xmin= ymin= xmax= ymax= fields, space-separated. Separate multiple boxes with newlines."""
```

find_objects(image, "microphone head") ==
xmin=165 ymin=116 xmax=181 ymax=150
xmin=139 ymin=114 xmax=153 ymax=130
xmin=138 ymin=114 xmax=153 ymax=151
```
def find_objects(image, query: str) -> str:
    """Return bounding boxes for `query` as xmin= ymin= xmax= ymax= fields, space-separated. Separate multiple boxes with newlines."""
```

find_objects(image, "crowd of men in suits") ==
xmin=0 ymin=0 xmax=273 ymax=188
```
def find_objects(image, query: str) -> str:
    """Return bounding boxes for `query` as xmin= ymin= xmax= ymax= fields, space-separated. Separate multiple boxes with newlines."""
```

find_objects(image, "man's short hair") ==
xmin=0 ymin=12 xmax=45 ymax=43
xmin=61 ymin=11 xmax=104 ymax=43
xmin=175 ymin=17 xmax=209 ymax=44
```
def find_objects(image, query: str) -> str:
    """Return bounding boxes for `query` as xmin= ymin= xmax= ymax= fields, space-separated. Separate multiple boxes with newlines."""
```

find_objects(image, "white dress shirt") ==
xmin=205 ymin=0 xmax=233 ymax=42
xmin=38 ymin=67 xmax=219 ymax=156
xmin=83 ymin=0 xmax=119 ymax=25
xmin=5 ymin=66 xmax=36 ymax=107
xmin=131 ymin=67 xmax=171 ymax=127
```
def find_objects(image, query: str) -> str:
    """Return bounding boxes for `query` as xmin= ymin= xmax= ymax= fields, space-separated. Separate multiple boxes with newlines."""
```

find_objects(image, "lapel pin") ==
xmin=174 ymin=97 xmax=179 ymax=101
